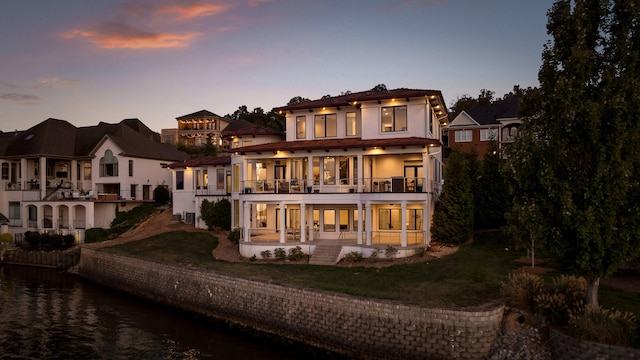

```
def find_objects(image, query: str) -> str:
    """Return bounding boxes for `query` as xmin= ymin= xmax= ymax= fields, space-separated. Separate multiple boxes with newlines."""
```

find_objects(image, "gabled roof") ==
xmin=166 ymin=155 xmax=231 ymax=169
xmin=176 ymin=110 xmax=224 ymax=120
xmin=0 ymin=118 xmax=189 ymax=162
xmin=222 ymin=118 xmax=284 ymax=138
xmin=466 ymin=97 xmax=520 ymax=125
xmin=231 ymin=137 xmax=441 ymax=154
xmin=272 ymin=88 xmax=448 ymax=120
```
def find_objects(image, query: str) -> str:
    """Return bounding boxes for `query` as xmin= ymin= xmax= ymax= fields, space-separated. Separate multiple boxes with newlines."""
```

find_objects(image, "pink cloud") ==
xmin=0 ymin=93 xmax=41 ymax=105
xmin=64 ymin=23 xmax=201 ymax=49
xmin=156 ymin=3 xmax=229 ymax=20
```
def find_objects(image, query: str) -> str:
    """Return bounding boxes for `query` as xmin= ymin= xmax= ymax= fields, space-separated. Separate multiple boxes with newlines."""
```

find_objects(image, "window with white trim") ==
xmin=346 ymin=112 xmax=357 ymax=136
xmin=381 ymin=106 xmax=407 ymax=132
xmin=314 ymin=114 xmax=337 ymax=138
xmin=455 ymin=130 xmax=472 ymax=142
xmin=296 ymin=116 xmax=306 ymax=139
xmin=480 ymin=128 xmax=498 ymax=141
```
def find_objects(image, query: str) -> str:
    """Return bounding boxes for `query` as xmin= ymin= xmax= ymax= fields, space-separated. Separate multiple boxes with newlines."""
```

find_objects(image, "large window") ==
xmin=323 ymin=209 xmax=335 ymax=232
xmin=346 ymin=112 xmax=357 ymax=136
xmin=455 ymin=130 xmax=473 ymax=142
xmin=99 ymin=149 xmax=118 ymax=177
xmin=379 ymin=208 xmax=423 ymax=230
xmin=339 ymin=157 xmax=349 ymax=185
xmin=381 ymin=106 xmax=407 ymax=132
xmin=296 ymin=116 xmax=306 ymax=139
xmin=323 ymin=157 xmax=336 ymax=185
xmin=8 ymin=202 xmax=20 ymax=223
xmin=1 ymin=163 xmax=8 ymax=180
xmin=128 ymin=160 xmax=133 ymax=176
xmin=84 ymin=162 xmax=91 ymax=180
xmin=217 ymin=169 xmax=225 ymax=189
xmin=176 ymin=171 xmax=184 ymax=190
xmin=314 ymin=114 xmax=337 ymax=138
xmin=480 ymin=128 xmax=498 ymax=141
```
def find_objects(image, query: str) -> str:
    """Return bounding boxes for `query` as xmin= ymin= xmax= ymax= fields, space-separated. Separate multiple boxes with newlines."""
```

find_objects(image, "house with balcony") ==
xmin=0 ymin=118 xmax=188 ymax=241
xmin=161 ymin=110 xmax=229 ymax=147
xmin=445 ymin=97 xmax=521 ymax=158
xmin=167 ymin=119 xmax=284 ymax=228
xmin=228 ymin=88 xmax=448 ymax=263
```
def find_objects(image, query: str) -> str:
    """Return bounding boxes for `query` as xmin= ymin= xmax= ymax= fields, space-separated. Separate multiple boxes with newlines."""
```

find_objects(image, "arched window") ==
xmin=99 ymin=149 xmax=118 ymax=177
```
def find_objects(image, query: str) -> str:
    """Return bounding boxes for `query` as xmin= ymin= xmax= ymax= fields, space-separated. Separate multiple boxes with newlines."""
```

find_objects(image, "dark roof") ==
xmin=166 ymin=155 xmax=231 ymax=169
xmin=231 ymin=137 xmax=441 ymax=154
xmin=176 ymin=110 xmax=224 ymax=120
xmin=272 ymin=88 xmax=448 ymax=116
xmin=1 ymin=118 xmax=189 ymax=162
xmin=466 ymin=97 xmax=520 ymax=125
xmin=222 ymin=118 xmax=284 ymax=138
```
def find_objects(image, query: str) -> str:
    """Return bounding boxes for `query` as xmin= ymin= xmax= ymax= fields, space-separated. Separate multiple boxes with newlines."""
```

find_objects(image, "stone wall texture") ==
xmin=78 ymin=248 xmax=504 ymax=360
xmin=551 ymin=328 xmax=640 ymax=360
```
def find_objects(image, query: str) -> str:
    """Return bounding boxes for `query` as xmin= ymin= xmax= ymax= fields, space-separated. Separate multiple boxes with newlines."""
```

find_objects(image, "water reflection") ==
xmin=0 ymin=266 xmax=324 ymax=359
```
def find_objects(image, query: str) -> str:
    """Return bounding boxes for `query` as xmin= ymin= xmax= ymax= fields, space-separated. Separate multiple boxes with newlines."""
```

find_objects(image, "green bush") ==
xmin=200 ymin=199 xmax=231 ymax=230
xmin=85 ymin=228 xmax=109 ymax=243
xmin=20 ymin=232 xmax=76 ymax=251
xmin=500 ymin=272 xmax=544 ymax=310
xmin=534 ymin=275 xmax=587 ymax=325
xmin=0 ymin=233 xmax=13 ymax=244
xmin=153 ymin=185 xmax=171 ymax=204
xmin=287 ymin=246 xmax=306 ymax=261
xmin=384 ymin=246 xmax=398 ymax=259
xmin=369 ymin=248 xmax=381 ymax=259
xmin=413 ymin=246 xmax=428 ymax=257
xmin=274 ymin=247 xmax=286 ymax=260
xmin=569 ymin=308 xmax=638 ymax=347
xmin=343 ymin=251 xmax=363 ymax=262
xmin=227 ymin=228 xmax=240 ymax=243
xmin=260 ymin=250 xmax=272 ymax=259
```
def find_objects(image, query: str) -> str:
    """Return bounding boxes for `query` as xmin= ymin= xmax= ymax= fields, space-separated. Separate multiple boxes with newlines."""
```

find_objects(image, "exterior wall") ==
xmin=79 ymin=248 xmax=504 ymax=360
xmin=93 ymin=203 xmax=117 ymax=229
xmin=448 ymin=127 xmax=495 ymax=159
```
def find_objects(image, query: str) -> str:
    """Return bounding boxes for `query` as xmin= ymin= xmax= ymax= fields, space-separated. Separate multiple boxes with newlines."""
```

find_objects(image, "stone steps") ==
xmin=309 ymin=243 xmax=343 ymax=265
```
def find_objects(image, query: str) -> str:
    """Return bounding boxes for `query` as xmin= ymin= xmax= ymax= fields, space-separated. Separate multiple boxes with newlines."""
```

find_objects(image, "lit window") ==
xmin=455 ymin=130 xmax=472 ymax=142
xmin=346 ymin=112 xmax=357 ymax=136
xmin=381 ymin=106 xmax=407 ymax=132
xmin=296 ymin=116 xmax=306 ymax=139
xmin=314 ymin=114 xmax=337 ymax=138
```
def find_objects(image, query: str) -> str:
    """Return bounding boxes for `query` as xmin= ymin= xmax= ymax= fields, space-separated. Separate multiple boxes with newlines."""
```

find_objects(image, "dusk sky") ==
xmin=1 ymin=0 xmax=555 ymax=133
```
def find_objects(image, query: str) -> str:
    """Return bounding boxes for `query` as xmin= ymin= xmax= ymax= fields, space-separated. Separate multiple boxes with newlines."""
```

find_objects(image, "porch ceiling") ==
xmin=232 ymin=137 xmax=441 ymax=155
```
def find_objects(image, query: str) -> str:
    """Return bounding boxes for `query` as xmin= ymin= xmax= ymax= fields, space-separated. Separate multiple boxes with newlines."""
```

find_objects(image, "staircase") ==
xmin=309 ymin=243 xmax=343 ymax=265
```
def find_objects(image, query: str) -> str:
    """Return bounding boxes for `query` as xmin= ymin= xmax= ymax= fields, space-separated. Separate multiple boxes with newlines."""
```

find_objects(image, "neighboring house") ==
xmin=227 ymin=88 xmax=448 ymax=261
xmin=161 ymin=110 xmax=229 ymax=147
xmin=445 ymin=97 xmax=520 ymax=158
xmin=0 ymin=118 xmax=189 ymax=241
xmin=167 ymin=119 xmax=284 ymax=228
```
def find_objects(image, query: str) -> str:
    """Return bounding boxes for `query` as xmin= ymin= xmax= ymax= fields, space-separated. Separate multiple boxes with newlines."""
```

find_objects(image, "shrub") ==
xmin=569 ymin=308 xmax=638 ymax=347
xmin=369 ymin=248 xmax=381 ymax=259
xmin=153 ymin=185 xmax=171 ymax=204
xmin=274 ymin=248 xmax=286 ymax=260
xmin=413 ymin=246 xmax=428 ymax=257
xmin=533 ymin=275 xmax=586 ymax=325
xmin=384 ymin=246 xmax=398 ymax=259
xmin=227 ymin=228 xmax=240 ymax=244
xmin=287 ymin=246 xmax=306 ymax=261
xmin=500 ymin=272 xmax=544 ymax=310
xmin=343 ymin=251 xmax=363 ymax=262
xmin=260 ymin=250 xmax=272 ymax=259
xmin=85 ymin=228 xmax=109 ymax=243
xmin=0 ymin=233 xmax=13 ymax=244
xmin=249 ymin=255 xmax=257 ymax=262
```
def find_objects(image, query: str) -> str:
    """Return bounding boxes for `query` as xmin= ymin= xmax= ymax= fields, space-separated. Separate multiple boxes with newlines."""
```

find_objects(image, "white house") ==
xmin=229 ymin=88 xmax=449 ymax=263
xmin=0 ymin=118 xmax=189 ymax=241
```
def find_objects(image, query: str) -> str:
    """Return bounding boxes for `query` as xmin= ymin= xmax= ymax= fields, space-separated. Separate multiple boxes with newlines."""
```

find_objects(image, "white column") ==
xmin=37 ymin=205 xmax=44 ymax=230
xmin=401 ymin=201 xmax=407 ymax=247
xmin=20 ymin=158 xmax=28 ymax=189
xmin=365 ymin=201 xmax=372 ymax=246
xmin=39 ymin=156 xmax=46 ymax=199
xmin=300 ymin=203 xmax=306 ymax=242
xmin=308 ymin=204 xmax=314 ymax=241
xmin=422 ymin=151 xmax=430 ymax=193
xmin=69 ymin=205 xmax=75 ymax=231
xmin=424 ymin=199 xmax=431 ymax=247
xmin=357 ymin=202 xmax=363 ymax=245
xmin=243 ymin=201 xmax=250 ymax=242
xmin=279 ymin=201 xmax=286 ymax=243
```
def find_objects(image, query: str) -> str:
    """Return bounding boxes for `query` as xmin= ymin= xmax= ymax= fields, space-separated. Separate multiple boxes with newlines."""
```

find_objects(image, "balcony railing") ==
xmin=241 ymin=177 xmax=431 ymax=194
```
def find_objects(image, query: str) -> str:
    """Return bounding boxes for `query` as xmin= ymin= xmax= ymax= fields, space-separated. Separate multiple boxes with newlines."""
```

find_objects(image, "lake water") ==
xmin=0 ymin=265 xmax=340 ymax=359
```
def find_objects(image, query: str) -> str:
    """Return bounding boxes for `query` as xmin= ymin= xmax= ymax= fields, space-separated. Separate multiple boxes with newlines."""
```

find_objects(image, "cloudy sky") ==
xmin=0 ymin=0 xmax=555 ymax=132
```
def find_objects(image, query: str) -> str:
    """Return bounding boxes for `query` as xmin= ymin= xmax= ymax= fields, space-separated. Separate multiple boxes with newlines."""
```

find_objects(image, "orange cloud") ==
xmin=64 ymin=24 xmax=200 ymax=49
xmin=157 ymin=3 xmax=229 ymax=20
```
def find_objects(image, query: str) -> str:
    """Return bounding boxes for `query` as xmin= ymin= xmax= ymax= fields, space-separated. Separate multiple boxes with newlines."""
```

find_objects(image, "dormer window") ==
xmin=99 ymin=149 xmax=118 ymax=177
xmin=381 ymin=106 xmax=407 ymax=132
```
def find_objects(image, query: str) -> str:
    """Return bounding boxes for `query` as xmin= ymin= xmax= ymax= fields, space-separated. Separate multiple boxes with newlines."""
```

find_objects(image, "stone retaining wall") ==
xmin=78 ymin=248 xmax=503 ymax=360
xmin=550 ymin=328 xmax=640 ymax=360
xmin=1 ymin=247 xmax=79 ymax=269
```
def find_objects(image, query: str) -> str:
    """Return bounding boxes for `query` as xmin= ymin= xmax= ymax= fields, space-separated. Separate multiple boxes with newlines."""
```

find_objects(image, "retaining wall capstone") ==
xmin=78 ymin=248 xmax=503 ymax=360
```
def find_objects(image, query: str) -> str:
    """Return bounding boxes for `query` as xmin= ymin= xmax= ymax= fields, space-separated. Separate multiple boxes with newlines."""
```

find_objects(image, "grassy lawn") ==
xmin=103 ymin=230 xmax=524 ymax=307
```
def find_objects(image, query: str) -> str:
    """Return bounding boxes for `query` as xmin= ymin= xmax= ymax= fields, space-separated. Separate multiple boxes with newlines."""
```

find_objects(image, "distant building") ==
xmin=0 ymin=118 xmax=188 ymax=241
xmin=161 ymin=110 xmax=229 ymax=147
xmin=445 ymin=97 xmax=521 ymax=158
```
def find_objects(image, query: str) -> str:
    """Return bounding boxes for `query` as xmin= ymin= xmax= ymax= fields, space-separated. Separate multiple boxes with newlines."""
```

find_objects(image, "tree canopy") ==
xmin=504 ymin=0 xmax=640 ymax=312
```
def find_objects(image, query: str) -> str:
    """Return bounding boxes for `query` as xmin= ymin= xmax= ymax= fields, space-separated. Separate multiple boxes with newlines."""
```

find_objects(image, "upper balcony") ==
xmin=241 ymin=177 xmax=438 ymax=195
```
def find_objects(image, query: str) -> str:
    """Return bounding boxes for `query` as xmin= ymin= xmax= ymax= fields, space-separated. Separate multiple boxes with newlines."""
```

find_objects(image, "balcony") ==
xmin=241 ymin=177 xmax=430 ymax=194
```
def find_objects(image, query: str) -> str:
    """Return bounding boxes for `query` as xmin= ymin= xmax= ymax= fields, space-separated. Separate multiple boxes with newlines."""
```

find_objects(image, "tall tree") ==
xmin=431 ymin=149 xmax=475 ymax=244
xmin=504 ymin=0 xmax=640 ymax=312
xmin=475 ymin=140 xmax=508 ymax=229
